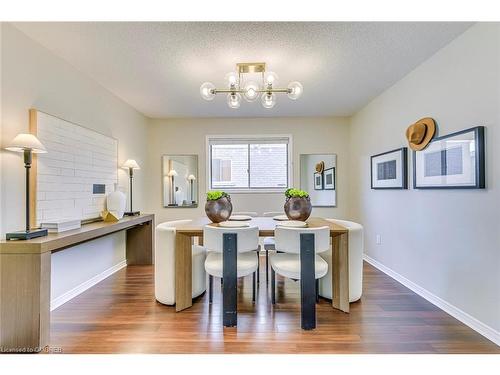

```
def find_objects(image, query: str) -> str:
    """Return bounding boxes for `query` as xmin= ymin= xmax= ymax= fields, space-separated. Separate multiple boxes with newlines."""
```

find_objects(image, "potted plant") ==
xmin=205 ymin=190 xmax=233 ymax=223
xmin=284 ymin=188 xmax=312 ymax=221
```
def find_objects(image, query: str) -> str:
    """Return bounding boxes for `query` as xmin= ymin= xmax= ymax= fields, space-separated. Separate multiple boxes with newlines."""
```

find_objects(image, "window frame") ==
xmin=206 ymin=134 xmax=293 ymax=194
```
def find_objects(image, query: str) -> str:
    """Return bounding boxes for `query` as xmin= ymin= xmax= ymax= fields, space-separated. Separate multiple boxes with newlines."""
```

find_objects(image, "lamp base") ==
xmin=6 ymin=228 xmax=48 ymax=241
xmin=124 ymin=211 xmax=141 ymax=216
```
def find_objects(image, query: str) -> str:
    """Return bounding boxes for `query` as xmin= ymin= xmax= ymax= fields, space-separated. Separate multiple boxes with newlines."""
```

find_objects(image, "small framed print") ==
xmin=323 ymin=167 xmax=335 ymax=190
xmin=371 ymin=147 xmax=408 ymax=189
xmin=414 ymin=126 xmax=485 ymax=189
xmin=314 ymin=172 xmax=323 ymax=190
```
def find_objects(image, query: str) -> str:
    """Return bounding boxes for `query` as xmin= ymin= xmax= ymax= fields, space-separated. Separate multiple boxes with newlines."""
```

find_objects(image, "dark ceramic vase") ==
xmin=205 ymin=196 xmax=233 ymax=223
xmin=284 ymin=196 xmax=312 ymax=221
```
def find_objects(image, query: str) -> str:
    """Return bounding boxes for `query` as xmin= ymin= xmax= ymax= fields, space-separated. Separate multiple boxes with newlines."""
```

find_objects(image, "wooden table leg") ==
xmin=175 ymin=233 xmax=193 ymax=312
xmin=0 ymin=251 xmax=51 ymax=352
xmin=126 ymin=219 xmax=154 ymax=265
xmin=332 ymin=232 xmax=349 ymax=313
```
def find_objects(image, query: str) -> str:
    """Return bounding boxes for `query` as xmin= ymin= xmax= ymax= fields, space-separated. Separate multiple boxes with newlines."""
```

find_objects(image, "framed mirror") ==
xmin=162 ymin=155 xmax=198 ymax=208
xmin=300 ymin=154 xmax=337 ymax=207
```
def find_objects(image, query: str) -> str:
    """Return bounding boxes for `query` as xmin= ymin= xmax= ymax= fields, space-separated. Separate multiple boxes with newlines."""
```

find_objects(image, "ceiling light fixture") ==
xmin=200 ymin=62 xmax=303 ymax=109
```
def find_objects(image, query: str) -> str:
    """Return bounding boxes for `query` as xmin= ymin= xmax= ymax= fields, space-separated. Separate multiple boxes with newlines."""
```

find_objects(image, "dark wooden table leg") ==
xmin=222 ymin=233 xmax=237 ymax=327
xmin=332 ymin=232 xmax=349 ymax=313
xmin=300 ymin=233 xmax=316 ymax=330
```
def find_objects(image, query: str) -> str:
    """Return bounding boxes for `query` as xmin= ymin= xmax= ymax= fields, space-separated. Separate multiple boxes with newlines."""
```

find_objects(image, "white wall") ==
xmin=146 ymin=117 xmax=350 ymax=224
xmin=0 ymin=23 xmax=149 ymax=306
xmin=349 ymin=23 xmax=500 ymax=333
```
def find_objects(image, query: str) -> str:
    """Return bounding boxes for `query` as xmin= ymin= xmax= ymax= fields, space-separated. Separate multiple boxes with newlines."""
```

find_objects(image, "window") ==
xmin=208 ymin=135 xmax=291 ymax=192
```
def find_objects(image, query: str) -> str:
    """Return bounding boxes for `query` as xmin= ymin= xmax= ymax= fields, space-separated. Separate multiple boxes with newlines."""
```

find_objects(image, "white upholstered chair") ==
xmin=155 ymin=220 xmax=207 ymax=305
xmin=318 ymin=219 xmax=364 ymax=302
xmin=262 ymin=211 xmax=284 ymax=284
xmin=204 ymin=225 xmax=260 ymax=304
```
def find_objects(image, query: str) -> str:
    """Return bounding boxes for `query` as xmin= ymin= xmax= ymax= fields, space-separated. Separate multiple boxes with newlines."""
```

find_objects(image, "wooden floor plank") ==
xmin=48 ymin=261 xmax=499 ymax=354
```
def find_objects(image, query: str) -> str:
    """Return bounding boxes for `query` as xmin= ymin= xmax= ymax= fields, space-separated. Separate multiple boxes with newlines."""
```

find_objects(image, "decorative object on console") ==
xmin=406 ymin=117 xmax=436 ymax=151
xmin=371 ymin=148 xmax=408 ymax=189
xmin=200 ymin=62 xmax=303 ymax=109
xmin=41 ymin=218 xmax=81 ymax=233
xmin=106 ymin=184 xmax=127 ymax=219
xmin=4 ymin=133 xmax=48 ymax=240
xmin=283 ymin=188 xmax=312 ymax=221
xmin=121 ymin=159 xmax=141 ymax=216
xmin=205 ymin=191 xmax=232 ymax=223
xmin=31 ymin=109 xmax=118 ymax=225
xmin=413 ymin=126 xmax=485 ymax=189
xmin=101 ymin=210 xmax=120 ymax=222
xmin=323 ymin=167 xmax=335 ymax=190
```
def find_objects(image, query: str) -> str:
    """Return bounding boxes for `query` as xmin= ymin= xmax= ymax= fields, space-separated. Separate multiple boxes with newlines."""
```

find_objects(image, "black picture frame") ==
xmin=413 ymin=126 xmax=485 ymax=189
xmin=323 ymin=167 xmax=335 ymax=190
xmin=370 ymin=147 xmax=408 ymax=189
xmin=314 ymin=172 xmax=323 ymax=190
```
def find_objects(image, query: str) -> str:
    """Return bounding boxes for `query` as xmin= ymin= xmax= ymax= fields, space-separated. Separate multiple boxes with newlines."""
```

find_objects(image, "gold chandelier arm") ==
xmin=257 ymin=88 xmax=292 ymax=93
xmin=212 ymin=88 xmax=292 ymax=94
xmin=213 ymin=88 xmax=245 ymax=94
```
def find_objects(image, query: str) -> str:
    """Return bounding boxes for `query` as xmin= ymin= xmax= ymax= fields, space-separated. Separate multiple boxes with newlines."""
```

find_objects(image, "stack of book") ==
xmin=41 ymin=218 xmax=82 ymax=233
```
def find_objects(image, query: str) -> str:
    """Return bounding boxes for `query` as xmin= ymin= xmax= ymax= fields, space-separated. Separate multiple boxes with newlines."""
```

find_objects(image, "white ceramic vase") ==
xmin=106 ymin=186 xmax=126 ymax=219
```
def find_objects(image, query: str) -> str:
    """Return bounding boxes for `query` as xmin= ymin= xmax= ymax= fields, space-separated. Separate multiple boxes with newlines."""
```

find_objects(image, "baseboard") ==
xmin=50 ymin=260 xmax=127 ymax=311
xmin=363 ymin=254 xmax=500 ymax=346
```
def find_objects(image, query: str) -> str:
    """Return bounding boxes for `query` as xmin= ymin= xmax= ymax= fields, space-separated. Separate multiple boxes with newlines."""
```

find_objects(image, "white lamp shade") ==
xmin=187 ymin=174 xmax=196 ymax=181
xmin=5 ymin=133 xmax=47 ymax=153
xmin=121 ymin=159 xmax=140 ymax=170
xmin=168 ymin=169 xmax=178 ymax=177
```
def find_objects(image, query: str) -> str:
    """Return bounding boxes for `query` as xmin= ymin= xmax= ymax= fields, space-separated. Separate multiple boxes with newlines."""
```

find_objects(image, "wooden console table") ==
xmin=0 ymin=214 xmax=154 ymax=353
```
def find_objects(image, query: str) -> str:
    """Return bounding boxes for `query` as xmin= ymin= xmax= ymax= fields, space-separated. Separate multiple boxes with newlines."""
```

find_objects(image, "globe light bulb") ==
xmin=261 ymin=92 xmax=276 ymax=109
xmin=287 ymin=81 xmax=303 ymax=100
xmin=227 ymin=93 xmax=242 ymax=109
xmin=264 ymin=71 xmax=279 ymax=86
xmin=243 ymin=81 xmax=260 ymax=102
xmin=225 ymin=71 xmax=239 ymax=87
xmin=200 ymin=82 xmax=216 ymax=101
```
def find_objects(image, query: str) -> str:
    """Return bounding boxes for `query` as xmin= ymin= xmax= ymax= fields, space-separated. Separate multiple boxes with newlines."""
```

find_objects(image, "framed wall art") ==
xmin=323 ymin=167 xmax=335 ymax=190
xmin=413 ymin=126 xmax=485 ymax=189
xmin=314 ymin=171 xmax=323 ymax=190
xmin=371 ymin=147 xmax=408 ymax=189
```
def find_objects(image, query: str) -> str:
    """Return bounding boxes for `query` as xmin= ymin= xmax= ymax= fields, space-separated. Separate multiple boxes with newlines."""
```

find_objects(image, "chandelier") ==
xmin=200 ymin=62 xmax=303 ymax=109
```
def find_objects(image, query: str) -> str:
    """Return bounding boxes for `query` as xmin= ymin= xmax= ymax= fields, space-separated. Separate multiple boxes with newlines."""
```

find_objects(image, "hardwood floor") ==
xmin=49 ymin=261 xmax=499 ymax=354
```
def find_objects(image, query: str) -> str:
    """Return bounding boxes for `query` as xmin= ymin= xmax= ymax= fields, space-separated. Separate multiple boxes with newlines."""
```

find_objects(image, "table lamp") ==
xmin=5 ymin=133 xmax=48 ymax=240
xmin=187 ymin=174 xmax=196 ymax=204
xmin=167 ymin=169 xmax=178 ymax=206
xmin=121 ymin=159 xmax=141 ymax=216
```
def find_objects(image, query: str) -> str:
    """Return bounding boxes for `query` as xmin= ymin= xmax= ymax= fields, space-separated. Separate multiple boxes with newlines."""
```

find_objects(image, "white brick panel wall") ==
xmin=35 ymin=111 xmax=118 ymax=225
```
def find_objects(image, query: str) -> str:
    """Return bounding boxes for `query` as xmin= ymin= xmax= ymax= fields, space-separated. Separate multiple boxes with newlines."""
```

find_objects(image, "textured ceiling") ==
xmin=13 ymin=22 xmax=472 ymax=118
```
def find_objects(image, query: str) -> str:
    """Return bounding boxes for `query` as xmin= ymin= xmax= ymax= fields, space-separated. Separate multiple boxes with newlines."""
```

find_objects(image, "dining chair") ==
xmin=155 ymin=220 xmax=207 ymax=305
xmin=204 ymin=225 xmax=259 ymax=327
xmin=318 ymin=219 xmax=364 ymax=302
xmin=231 ymin=211 xmax=260 ymax=283
xmin=262 ymin=211 xmax=284 ymax=285
xmin=270 ymin=226 xmax=330 ymax=330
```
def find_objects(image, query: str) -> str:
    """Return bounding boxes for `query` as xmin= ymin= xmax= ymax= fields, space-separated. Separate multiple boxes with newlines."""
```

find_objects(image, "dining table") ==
xmin=172 ymin=216 xmax=350 ymax=314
